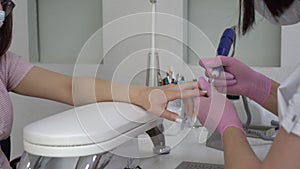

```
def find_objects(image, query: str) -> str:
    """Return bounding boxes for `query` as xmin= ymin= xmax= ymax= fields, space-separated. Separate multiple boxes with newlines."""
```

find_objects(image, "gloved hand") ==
xmin=195 ymin=77 xmax=244 ymax=136
xmin=199 ymin=56 xmax=272 ymax=105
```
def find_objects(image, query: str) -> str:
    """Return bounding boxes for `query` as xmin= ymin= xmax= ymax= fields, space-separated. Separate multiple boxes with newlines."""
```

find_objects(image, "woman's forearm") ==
xmin=94 ymin=78 xmax=147 ymax=107
xmin=72 ymin=77 xmax=146 ymax=106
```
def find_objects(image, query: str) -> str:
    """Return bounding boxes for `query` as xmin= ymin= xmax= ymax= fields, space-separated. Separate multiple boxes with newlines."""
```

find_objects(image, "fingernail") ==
xmin=175 ymin=118 xmax=183 ymax=124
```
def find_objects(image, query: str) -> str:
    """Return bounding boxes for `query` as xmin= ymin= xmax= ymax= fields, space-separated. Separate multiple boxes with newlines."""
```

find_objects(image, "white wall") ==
xmin=8 ymin=0 xmax=300 ymax=160
xmin=37 ymin=0 xmax=102 ymax=63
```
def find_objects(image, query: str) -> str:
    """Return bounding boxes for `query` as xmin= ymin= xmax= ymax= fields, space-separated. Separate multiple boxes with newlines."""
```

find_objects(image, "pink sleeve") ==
xmin=2 ymin=51 xmax=34 ymax=91
xmin=0 ymin=149 xmax=11 ymax=169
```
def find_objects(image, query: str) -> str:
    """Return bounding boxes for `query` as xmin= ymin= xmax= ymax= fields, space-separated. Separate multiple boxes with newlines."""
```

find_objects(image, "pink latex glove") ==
xmin=199 ymin=56 xmax=272 ymax=105
xmin=194 ymin=77 xmax=245 ymax=136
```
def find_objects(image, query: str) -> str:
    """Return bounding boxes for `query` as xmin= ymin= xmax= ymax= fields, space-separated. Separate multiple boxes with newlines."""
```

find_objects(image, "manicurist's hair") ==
xmin=238 ymin=0 xmax=294 ymax=35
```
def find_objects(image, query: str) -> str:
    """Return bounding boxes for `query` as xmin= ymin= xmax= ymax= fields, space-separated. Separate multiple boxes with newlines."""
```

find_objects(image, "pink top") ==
xmin=0 ymin=52 xmax=33 ymax=168
xmin=0 ymin=52 xmax=33 ymax=140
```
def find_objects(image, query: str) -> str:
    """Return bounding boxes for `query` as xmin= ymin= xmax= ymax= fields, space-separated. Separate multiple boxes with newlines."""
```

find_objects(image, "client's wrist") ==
xmin=129 ymin=85 xmax=149 ymax=108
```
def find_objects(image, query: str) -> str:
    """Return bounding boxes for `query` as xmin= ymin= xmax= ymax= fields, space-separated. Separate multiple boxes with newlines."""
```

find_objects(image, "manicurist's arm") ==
xmin=222 ymin=127 xmax=261 ymax=169
xmin=223 ymin=127 xmax=300 ymax=169
xmin=261 ymin=80 xmax=280 ymax=116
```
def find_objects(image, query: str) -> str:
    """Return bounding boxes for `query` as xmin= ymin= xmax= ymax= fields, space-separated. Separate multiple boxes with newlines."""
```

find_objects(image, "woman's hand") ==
xmin=132 ymin=81 xmax=206 ymax=122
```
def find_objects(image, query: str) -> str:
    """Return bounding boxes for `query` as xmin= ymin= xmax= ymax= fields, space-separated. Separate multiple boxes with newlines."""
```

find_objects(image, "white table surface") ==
xmin=138 ymin=127 xmax=272 ymax=169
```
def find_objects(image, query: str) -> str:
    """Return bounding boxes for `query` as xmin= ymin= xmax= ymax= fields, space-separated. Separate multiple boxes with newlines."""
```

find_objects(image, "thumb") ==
xmin=198 ymin=77 xmax=211 ymax=96
xmin=193 ymin=96 xmax=207 ymax=123
xmin=216 ymin=56 xmax=236 ymax=67
xmin=160 ymin=110 xmax=182 ymax=122
xmin=199 ymin=57 xmax=223 ymax=68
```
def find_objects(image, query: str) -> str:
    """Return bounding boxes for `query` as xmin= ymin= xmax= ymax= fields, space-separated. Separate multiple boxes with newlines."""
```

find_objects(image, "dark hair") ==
xmin=0 ymin=12 xmax=13 ymax=57
xmin=238 ymin=0 xmax=295 ymax=35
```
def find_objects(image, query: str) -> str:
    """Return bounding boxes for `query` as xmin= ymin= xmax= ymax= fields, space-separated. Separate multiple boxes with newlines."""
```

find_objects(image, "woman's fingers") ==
xmin=160 ymin=110 xmax=182 ymax=122
xmin=183 ymin=97 xmax=194 ymax=116
xmin=178 ymin=81 xmax=198 ymax=90
xmin=209 ymin=79 xmax=237 ymax=86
